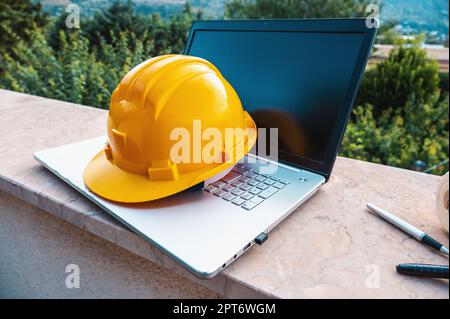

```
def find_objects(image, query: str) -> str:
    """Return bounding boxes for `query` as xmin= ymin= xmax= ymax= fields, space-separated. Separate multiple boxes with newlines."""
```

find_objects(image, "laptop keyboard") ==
xmin=203 ymin=164 xmax=290 ymax=210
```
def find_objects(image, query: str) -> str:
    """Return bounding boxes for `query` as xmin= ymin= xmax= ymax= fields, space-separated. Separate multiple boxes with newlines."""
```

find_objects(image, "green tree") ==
xmin=0 ymin=29 xmax=152 ymax=109
xmin=166 ymin=2 xmax=197 ymax=53
xmin=46 ymin=9 xmax=84 ymax=53
xmin=224 ymin=0 xmax=402 ymax=45
xmin=342 ymin=46 xmax=449 ymax=175
xmin=341 ymin=95 xmax=448 ymax=174
xmin=356 ymin=46 xmax=441 ymax=117
xmin=0 ymin=0 xmax=447 ymax=175
xmin=84 ymin=0 xmax=150 ymax=47
xmin=79 ymin=0 xmax=195 ymax=56
xmin=225 ymin=0 xmax=375 ymax=19
xmin=0 ymin=0 xmax=48 ymax=57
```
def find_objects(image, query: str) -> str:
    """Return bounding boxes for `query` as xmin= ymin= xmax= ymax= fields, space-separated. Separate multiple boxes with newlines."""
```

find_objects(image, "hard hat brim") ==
xmin=83 ymin=118 xmax=257 ymax=203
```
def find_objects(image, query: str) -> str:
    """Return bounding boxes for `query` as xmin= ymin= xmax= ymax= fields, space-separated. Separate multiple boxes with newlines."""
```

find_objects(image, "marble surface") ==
xmin=0 ymin=191 xmax=220 ymax=298
xmin=0 ymin=89 xmax=448 ymax=298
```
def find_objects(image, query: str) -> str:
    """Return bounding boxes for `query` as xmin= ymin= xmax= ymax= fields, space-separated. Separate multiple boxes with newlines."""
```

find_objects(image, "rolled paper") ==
xmin=435 ymin=172 xmax=449 ymax=233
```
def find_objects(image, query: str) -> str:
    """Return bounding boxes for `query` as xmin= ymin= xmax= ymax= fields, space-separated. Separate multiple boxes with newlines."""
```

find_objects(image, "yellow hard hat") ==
xmin=83 ymin=54 xmax=257 ymax=203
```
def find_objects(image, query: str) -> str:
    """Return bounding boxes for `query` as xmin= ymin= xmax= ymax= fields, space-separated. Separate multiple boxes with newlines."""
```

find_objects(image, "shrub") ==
xmin=341 ymin=46 xmax=449 ymax=175
xmin=225 ymin=0 xmax=373 ymax=19
xmin=0 ymin=30 xmax=153 ymax=109
xmin=0 ymin=1 xmax=447 ymax=175
xmin=0 ymin=0 xmax=48 ymax=56
xmin=356 ymin=46 xmax=441 ymax=118
xmin=439 ymin=72 xmax=449 ymax=93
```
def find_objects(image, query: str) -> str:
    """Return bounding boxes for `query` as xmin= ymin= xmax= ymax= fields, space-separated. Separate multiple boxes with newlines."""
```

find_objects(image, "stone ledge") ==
xmin=0 ymin=89 xmax=448 ymax=298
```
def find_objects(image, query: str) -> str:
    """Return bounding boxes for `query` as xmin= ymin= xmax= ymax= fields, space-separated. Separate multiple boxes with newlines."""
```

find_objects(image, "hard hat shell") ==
xmin=83 ymin=54 xmax=257 ymax=203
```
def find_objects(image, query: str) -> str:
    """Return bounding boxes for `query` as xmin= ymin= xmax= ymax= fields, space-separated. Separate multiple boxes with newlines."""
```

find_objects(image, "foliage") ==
xmin=0 ymin=0 xmax=48 ymax=57
xmin=46 ymin=1 xmax=195 ymax=56
xmin=381 ymin=0 xmax=449 ymax=43
xmin=341 ymin=46 xmax=449 ymax=174
xmin=225 ymin=0 xmax=375 ymax=19
xmin=37 ymin=0 xmax=450 ymax=44
xmin=0 ymin=30 xmax=153 ymax=109
xmin=439 ymin=72 xmax=449 ymax=93
xmin=83 ymin=0 xmax=151 ymax=46
xmin=356 ymin=46 xmax=440 ymax=117
xmin=0 ymin=1 xmax=448 ymax=175
xmin=341 ymin=97 xmax=449 ymax=174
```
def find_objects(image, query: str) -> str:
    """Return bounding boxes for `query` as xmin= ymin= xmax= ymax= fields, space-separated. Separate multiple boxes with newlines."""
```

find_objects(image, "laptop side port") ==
xmin=243 ymin=242 xmax=252 ymax=251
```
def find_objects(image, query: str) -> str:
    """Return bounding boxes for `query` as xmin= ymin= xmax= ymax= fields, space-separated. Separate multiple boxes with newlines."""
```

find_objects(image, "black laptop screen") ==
xmin=187 ymin=30 xmax=365 ymax=164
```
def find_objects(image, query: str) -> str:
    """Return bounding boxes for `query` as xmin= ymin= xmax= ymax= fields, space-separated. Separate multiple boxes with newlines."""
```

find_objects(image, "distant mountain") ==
xmin=39 ymin=0 xmax=193 ymax=17
xmin=39 ymin=0 xmax=449 ymax=39
xmin=381 ymin=0 xmax=449 ymax=39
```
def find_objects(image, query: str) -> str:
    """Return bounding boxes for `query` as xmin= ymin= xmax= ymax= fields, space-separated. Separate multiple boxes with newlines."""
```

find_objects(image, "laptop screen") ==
xmin=185 ymin=21 xmax=374 ymax=178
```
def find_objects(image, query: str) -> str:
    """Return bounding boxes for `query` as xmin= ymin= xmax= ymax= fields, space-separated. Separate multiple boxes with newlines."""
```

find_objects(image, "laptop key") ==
xmin=231 ymin=188 xmax=244 ymax=196
xmin=249 ymin=187 xmax=261 ymax=195
xmin=213 ymin=189 xmax=227 ymax=197
xmin=255 ymin=175 xmax=267 ymax=182
xmin=247 ymin=179 xmax=259 ymax=186
xmin=240 ymin=192 xmax=254 ymax=200
xmin=246 ymin=172 xmax=258 ymax=178
xmin=239 ymin=183 xmax=252 ymax=191
xmin=204 ymin=185 xmax=217 ymax=192
xmin=221 ymin=172 xmax=241 ymax=183
xmin=232 ymin=167 xmax=249 ymax=175
xmin=241 ymin=201 xmax=258 ymax=210
xmin=239 ymin=176 xmax=251 ymax=183
xmin=222 ymin=184 xmax=235 ymax=192
xmin=256 ymin=183 xmax=269 ymax=190
xmin=258 ymin=187 xmax=279 ymax=199
xmin=232 ymin=197 xmax=246 ymax=206
xmin=222 ymin=193 xmax=236 ymax=201
xmin=273 ymin=182 xmax=286 ymax=189
xmin=270 ymin=176 xmax=280 ymax=181
xmin=279 ymin=179 xmax=290 ymax=184
xmin=263 ymin=179 xmax=276 ymax=185
xmin=231 ymin=180 xmax=243 ymax=187
xmin=213 ymin=181 xmax=226 ymax=188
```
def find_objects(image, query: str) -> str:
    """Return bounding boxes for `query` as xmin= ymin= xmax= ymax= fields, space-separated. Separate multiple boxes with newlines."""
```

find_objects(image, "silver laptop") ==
xmin=34 ymin=19 xmax=376 ymax=279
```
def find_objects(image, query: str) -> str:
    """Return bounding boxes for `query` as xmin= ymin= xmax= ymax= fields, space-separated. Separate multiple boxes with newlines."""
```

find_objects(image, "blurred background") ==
xmin=0 ymin=0 xmax=448 ymax=175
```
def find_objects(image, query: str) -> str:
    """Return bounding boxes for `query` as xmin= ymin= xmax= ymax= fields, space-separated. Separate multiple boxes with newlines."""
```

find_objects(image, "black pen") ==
xmin=396 ymin=263 xmax=449 ymax=279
